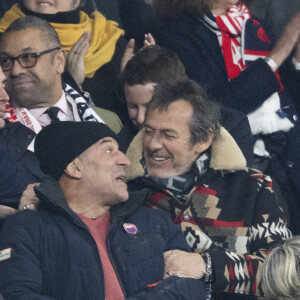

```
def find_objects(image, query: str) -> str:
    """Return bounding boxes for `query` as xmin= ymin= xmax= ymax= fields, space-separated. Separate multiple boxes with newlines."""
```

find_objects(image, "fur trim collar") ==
xmin=125 ymin=127 xmax=246 ymax=181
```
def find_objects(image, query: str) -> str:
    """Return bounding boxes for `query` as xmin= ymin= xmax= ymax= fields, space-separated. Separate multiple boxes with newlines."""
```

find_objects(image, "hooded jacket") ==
xmin=126 ymin=127 xmax=291 ymax=299
xmin=0 ymin=176 xmax=205 ymax=300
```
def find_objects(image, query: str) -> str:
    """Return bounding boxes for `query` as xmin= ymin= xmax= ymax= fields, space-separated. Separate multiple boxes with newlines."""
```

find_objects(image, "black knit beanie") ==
xmin=35 ymin=121 xmax=118 ymax=180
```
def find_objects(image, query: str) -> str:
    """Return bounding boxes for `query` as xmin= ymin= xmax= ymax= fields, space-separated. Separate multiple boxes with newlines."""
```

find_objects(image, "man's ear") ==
xmin=55 ymin=49 xmax=66 ymax=74
xmin=64 ymin=157 xmax=82 ymax=179
xmin=194 ymin=134 xmax=214 ymax=155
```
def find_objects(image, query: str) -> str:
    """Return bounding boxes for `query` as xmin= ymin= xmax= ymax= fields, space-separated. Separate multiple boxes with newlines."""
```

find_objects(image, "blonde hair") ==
xmin=261 ymin=236 xmax=300 ymax=300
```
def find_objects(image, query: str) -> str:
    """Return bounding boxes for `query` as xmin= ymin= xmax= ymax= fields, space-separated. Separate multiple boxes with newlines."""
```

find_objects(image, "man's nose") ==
xmin=117 ymin=150 xmax=131 ymax=167
xmin=148 ymin=131 xmax=163 ymax=150
xmin=136 ymin=108 xmax=146 ymax=127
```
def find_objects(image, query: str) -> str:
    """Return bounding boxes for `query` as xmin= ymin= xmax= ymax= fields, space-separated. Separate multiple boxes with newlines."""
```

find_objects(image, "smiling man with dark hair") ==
xmin=127 ymin=78 xmax=291 ymax=299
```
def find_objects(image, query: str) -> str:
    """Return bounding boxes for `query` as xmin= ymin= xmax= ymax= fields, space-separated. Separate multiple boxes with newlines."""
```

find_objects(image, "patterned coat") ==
xmin=126 ymin=127 xmax=291 ymax=298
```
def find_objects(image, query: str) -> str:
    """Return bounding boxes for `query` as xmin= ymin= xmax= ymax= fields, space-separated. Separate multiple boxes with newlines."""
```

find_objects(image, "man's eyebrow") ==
xmin=144 ymin=124 xmax=178 ymax=135
xmin=22 ymin=47 xmax=37 ymax=52
xmin=162 ymin=129 xmax=177 ymax=135
xmin=99 ymin=138 xmax=114 ymax=145
xmin=0 ymin=47 xmax=36 ymax=56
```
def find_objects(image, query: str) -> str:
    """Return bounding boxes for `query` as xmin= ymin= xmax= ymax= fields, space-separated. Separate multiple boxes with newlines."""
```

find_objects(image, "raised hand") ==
xmin=121 ymin=33 xmax=156 ymax=73
xmin=143 ymin=33 xmax=155 ymax=47
xmin=121 ymin=38 xmax=135 ymax=73
xmin=66 ymin=31 xmax=90 ymax=88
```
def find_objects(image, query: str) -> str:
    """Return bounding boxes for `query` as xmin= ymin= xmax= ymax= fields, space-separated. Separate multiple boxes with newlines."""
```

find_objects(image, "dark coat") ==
xmin=0 ymin=120 xmax=43 ymax=209
xmin=0 ymin=176 xmax=205 ymax=300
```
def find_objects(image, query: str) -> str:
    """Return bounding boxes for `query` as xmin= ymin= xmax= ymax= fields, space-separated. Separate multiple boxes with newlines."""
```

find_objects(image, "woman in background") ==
xmin=261 ymin=236 xmax=300 ymax=300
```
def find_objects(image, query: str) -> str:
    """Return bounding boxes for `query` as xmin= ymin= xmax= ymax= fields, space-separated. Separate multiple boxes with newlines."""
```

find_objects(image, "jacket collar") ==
xmin=35 ymin=175 xmax=75 ymax=216
xmin=125 ymin=126 xmax=247 ymax=181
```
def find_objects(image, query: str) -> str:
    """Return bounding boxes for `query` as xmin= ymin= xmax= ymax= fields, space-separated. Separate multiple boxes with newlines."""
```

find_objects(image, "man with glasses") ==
xmin=0 ymin=46 xmax=61 ymax=72
xmin=0 ymin=15 xmax=122 ymax=132
xmin=0 ymin=15 xmax=122 ymax=219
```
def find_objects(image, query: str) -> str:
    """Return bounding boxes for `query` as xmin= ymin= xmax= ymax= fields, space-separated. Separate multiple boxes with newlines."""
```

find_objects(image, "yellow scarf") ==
xmin=0 ymin=4 xmax=124 ymax=78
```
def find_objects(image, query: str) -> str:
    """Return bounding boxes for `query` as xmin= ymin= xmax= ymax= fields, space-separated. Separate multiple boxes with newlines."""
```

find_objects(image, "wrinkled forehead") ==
xmin=97 ymin=136 xmax=119 ymax=147
xmin=145 ymin=100 xmax=194 ymax=133
xmin=75 ymin=137 xmax=119 ymax=163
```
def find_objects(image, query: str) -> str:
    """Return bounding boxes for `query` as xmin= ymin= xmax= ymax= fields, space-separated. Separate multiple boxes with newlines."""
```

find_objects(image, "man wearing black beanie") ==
xmin=0 ymin=121 xmax=206 ymax=300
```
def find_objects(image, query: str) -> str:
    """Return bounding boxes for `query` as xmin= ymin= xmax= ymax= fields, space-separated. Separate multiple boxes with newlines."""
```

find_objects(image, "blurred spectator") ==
xmin=261 ymin=236 xmax=300 ymax=300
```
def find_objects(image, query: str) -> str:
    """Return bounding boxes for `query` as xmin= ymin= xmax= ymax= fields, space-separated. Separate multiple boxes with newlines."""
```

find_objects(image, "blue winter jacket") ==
xmin=0 ymin=176 xmax=205 ymax=300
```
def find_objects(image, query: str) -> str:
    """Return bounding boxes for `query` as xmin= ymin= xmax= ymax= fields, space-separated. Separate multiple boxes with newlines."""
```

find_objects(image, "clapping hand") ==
xmin=66 ymin=31 xmax=90 ymax=89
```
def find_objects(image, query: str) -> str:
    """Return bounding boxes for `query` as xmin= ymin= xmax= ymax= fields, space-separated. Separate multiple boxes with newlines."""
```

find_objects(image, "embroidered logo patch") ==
xmin=123 ymin=223 xmax=138 ymax=234
xmin=0 ymin=248 xmax=11 ymax=262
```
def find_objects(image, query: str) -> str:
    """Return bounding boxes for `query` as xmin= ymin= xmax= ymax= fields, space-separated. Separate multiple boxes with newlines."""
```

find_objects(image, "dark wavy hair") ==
xmin=147 ymin=78 xmax=221 ymax=144
xmin=122 ymin=45 xmax=186 ymax=86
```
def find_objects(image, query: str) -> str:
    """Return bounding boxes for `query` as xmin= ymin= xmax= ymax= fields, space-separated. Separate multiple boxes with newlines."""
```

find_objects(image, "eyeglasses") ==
xmin=0 ymin=47 xmax=61 ymax=71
